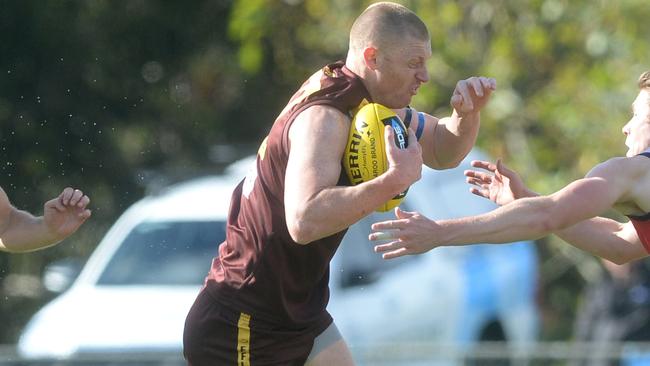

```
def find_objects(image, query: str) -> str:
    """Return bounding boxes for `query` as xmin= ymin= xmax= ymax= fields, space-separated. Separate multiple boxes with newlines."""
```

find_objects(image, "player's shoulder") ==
xmin=589 ymin=154 xmax=650 ymax=181
xmin=295 ymin=105 xmax=350 ymax=127
xmin=289 ymin=105 xmax=350 ymax=141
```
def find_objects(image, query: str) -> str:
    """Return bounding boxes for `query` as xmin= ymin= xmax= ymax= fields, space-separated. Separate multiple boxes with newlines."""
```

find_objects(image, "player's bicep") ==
xmin=616 ymin=222 xmax=650 ymax=261
xmin=549 ymin=176 xmax=626 ymax=228
xmin=285 ymin=106 xmax=349 ymax=213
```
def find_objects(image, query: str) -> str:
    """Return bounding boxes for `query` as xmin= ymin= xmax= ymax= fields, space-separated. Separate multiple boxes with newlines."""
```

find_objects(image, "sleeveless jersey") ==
xmin=205 ymin=61 xmax=372 ymax=329
xmin=627 ymin=150 xmax=650 ymax=253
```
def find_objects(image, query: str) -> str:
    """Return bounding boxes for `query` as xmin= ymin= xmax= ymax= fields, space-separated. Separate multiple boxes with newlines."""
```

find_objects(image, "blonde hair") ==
xmin=349 ymin=2 xmax=429 ymax=53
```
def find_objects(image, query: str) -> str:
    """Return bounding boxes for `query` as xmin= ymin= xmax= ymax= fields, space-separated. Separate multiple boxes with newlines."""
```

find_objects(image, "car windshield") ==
xmin=97 ymin=221 xmax=224 ymax=286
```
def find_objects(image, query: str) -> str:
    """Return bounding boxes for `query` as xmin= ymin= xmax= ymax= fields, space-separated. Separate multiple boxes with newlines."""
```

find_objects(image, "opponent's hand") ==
xmin=369 ymin=207 xmax=437 ymax=259
xmin=464 ymin=159 xmax=531 ymax=206
xmin=384 ymin=126 xmax=422 ymax=190
xmin=43 ymin=187 xmax=91 ymax=241
xmin=450 ymin=76 xmax=496 ymax=116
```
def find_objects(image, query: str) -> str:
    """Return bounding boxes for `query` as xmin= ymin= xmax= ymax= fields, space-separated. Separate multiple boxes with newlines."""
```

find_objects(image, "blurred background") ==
xmin=1 ymin=0 xmax=650 ymax=365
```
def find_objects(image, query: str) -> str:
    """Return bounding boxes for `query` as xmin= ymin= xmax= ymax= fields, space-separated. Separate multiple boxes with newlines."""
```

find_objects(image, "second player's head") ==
xmin=346 ymin=2 xmax=431 ymax=109
xmin=623 ymin=71 xmax=650 ymax=157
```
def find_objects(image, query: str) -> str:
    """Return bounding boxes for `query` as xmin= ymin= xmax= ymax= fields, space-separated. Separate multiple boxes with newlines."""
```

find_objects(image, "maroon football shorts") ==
xmin=183 ymin=288 xmax=332 ymax=366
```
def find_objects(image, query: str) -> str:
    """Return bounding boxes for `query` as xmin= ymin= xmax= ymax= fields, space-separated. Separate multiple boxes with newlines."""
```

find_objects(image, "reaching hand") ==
xmin=43 ymin=187 xmax=91 ymax=241
xmin=463 ymin=159 xmax=532 ymax=206
xmin=450 ymin=76 xmax=496 ymax=116
xmin=369 ymin=207 xmax=437 ymax=259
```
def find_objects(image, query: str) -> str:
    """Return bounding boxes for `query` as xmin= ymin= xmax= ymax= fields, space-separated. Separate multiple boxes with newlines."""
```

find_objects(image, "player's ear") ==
xmin=363 ymin=47 xmax=379 ymax=70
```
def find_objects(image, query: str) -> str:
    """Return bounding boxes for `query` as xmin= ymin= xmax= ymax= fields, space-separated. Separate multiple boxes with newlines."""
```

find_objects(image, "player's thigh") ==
xmin=304 ymin=322 xmax=354 ymax=366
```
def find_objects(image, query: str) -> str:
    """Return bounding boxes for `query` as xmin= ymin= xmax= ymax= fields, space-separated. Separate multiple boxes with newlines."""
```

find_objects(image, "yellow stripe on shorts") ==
xmin=237 ymin=312 xmax=251 ymax=366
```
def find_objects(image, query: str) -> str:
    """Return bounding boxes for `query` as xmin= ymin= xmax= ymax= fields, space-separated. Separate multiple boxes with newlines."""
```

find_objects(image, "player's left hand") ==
xmin=369 ymin=207 xmax=437 ymax=259
xmin=450 ymin=76 xmax=496 ymax=116
xmin=43 ymin=187 xmax=92 ymax=241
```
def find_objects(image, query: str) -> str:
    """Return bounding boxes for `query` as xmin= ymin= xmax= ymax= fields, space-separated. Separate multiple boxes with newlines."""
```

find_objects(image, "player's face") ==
xmin=373 ymin=37 xmax=431 ymax=109
xmin=623 ymin=90 xmax=650 ymax=157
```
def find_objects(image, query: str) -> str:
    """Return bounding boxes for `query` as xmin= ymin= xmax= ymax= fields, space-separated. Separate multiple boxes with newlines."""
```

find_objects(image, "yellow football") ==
xmin=343 ymin=103 xmax=409 ymax=212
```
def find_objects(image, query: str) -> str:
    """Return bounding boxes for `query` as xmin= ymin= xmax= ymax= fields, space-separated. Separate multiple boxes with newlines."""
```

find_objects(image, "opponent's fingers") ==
xmin=76 ymin=195 xmax=90 ymax=209
xmin=495 ymin=158 xmax=515 ymax=176
xmin=465 ymin=177 xmax=489 ymax=188
xmin=373 ymin=240 xmax=404 ymax=253
xmin=371 ymin=219 xmax=407 ymax=231
xmin=470 ymin=160 xmax=497 ymax=172
xmin=67 ymin=189 xmax=85 ymax=206
xmin=79 ymin=209 xmax=92 ymax=220
xmin=469 ymin=187 xmax=489 ymax=199
xmin=60 ymin=187 xmax=75 ymax=205
xmin=368 ymin=229 xmax=400 ymax=241
xmin=382 ymin=248 xmax=410 ymax=260
xmin=45 ymin=197 xmax=66 ymax=212
xmin=464 ymin=170 xmax=493 ymax=182
xmin=395 ymin=207 xmax=417 ymax=219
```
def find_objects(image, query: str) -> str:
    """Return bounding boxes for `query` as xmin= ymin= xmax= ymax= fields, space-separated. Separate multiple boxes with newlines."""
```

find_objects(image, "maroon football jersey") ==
xmin=205 ymin=61 xmax=372 ymax=329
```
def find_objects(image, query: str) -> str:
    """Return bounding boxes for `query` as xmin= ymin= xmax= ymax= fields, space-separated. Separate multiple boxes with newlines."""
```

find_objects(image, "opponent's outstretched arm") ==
xmin=465 ymin=159 xmax=646 ymax=264
xmin=0 ymin=187 xmax=91 ymax=253
xmin=369 ymin=158 xmax=638 ymax=260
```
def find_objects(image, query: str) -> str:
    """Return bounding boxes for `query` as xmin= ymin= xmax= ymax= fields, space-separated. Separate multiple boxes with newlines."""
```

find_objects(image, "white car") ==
xmin=18 ymin=151 xmax=538 ymax=364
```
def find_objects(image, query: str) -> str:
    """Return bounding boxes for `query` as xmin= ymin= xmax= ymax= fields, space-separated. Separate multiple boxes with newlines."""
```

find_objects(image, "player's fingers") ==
xmin=469 ymin=187 xmax=489 ymax=199
xmin=469 ymin=77 xmax=483 ymax=97
xmin=466 ymin=177 xmax=487 ymax=188
xmin=450 ymin=94 xmax=463 ymax=109
xmin=455 ymin=81 xmax=473 ymax=110
xmin=60 ymin=187 xmax=74 ymax=204
xmin=406 ymin=127 xmax=419 ymax=152
xmin=79 ymin=209 xmax=92 ymax=220
xmin=479 ymin=77 xmax=497 ymax=91
xmin=373 ymin=240 xmax=403 ymax=253
xmin=371 ymin=219 xmax=406 ymax=232
xmin=382 ymin=248 xmax=410 ymax=260
xmin=77 ymin=195 xmax=90 ymax=208
xmin=470 ymin=160 xmax=497 ymax=172
xmin=369 ymin=229 xmax=400 ymax=241
xmin=464 ymin=170 xmax=492 ymax=182
xmin=495 ymin=158 xmax=515 ymax=176
xmin=46 ymin=198 xmax=66 ymax=212
xmin=68 ymin=189 xmax=84 ymax=206
xmin=395 ymin=207 xmax=416 ymax=219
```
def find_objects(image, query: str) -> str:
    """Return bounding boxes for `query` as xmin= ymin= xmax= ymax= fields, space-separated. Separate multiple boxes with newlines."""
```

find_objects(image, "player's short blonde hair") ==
xmin=349 ymin=2 xmax=429 ymax=53
xmin=638 ymin=71 xmax=650 ymax=91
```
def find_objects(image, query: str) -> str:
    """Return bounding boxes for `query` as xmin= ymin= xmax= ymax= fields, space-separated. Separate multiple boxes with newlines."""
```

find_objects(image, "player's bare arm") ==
xmin=426 ymin=77 xmax=496 ymax=169
xmin=285 ymin=105 xmax=421 ymax=244
xmin=465 ymin=158 xmax=648 ymax=263
xmin=369 ymin=157 xmax=637 ymax=259
xmin=0 ymin=187 xmax=91 ymax=253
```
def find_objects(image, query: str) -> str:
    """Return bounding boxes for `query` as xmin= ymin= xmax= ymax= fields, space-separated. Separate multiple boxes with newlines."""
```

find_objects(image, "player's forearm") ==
xmin=288 ymin=173 xmax=407 ymax=244
xmin=0 ymin=209 xmax=59 ymax=252
xmin=553 ymin=218 xmax=639 ymax=264
xmin=438 ymin=196 xmax=560 ymax=246
xmin=433 ymin=111 xmax=480 ymax=169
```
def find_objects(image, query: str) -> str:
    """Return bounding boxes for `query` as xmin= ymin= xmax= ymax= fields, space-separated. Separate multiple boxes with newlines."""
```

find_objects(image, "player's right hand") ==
xmin=385 ymin=126 xmax=422 ymax=190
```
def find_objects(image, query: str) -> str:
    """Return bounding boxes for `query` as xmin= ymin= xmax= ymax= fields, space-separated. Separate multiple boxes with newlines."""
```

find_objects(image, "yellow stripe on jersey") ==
xmin=237 ymin=312 xmax=251 ymax=366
